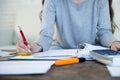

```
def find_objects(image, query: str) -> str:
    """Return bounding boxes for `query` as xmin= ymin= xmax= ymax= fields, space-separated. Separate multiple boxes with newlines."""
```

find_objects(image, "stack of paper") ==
xmin=0 ymin=61 xmax=54 ymax=75
xmin=8 ymin=43 xmax=107 ymax=61
xmin=0 ymin=50 xmax=14 ymax=57
xmin=0 ymin=43 xmax=111 ymax=75
xmin=107 ymin=66 xmax=120 ymax=77
xmin=8 ymin=49 xmax=76 ymax=60
xmin=33 ymin=49 xmax=77 ymax=60
xmin=107 ymin=58 xmax=120 ymax=77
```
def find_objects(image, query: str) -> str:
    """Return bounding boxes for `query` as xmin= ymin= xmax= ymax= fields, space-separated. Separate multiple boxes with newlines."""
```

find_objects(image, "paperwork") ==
xmin=0 ymin=61 xmax=54 ymax=75
xmin=107 ymin=66 xmax=120 ymax=77
xmin=9 ymin=49 xmax=76 ymax=60
xmin=106 ymin=58 xmax=120 ymax=77
xmin=0 ymin=50 xmax=14 ymax=57
xmin=9 ymin=43 xmax=107 ymax=60
xmin=33 ymin=49 xmax=77 ymax=60
xmin=0 ymin=43 xmax=111 ymax=75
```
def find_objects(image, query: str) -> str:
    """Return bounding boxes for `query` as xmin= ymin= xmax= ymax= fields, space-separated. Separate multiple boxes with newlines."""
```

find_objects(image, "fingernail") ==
xmin=28 ymin=49 xmax=31 ymax=53
xmin=27 ymin=45 xmax=31 ymax=49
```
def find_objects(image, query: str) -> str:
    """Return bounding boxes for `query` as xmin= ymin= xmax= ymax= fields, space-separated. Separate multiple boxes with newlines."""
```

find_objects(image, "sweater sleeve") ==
xmin=97 ymin=0 xmax=116 ymax=47
xmin=35 ymin=0 xmax=56 ymax=51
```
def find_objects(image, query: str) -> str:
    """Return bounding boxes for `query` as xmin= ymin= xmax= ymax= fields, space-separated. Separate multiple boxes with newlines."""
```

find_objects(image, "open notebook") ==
xmin=8 ymin=43 xmax=107 ymax=61
xmin=0 ymin=61 xmax=54 ymax=75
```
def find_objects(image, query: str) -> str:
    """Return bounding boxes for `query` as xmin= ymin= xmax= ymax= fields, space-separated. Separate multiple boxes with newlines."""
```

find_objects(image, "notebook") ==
xmin=8 ymin=49 xmax=77 ymax=60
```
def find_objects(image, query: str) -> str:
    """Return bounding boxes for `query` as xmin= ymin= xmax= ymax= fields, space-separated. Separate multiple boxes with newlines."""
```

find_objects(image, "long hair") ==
xmin=39 ymin=0 xmax=117 ymax=33
xmin=39 ymin=0 xmax=45 ymax=21
xmin=109 ymin=0 xmax=118 ymax=33
xmin=42 ymin=0 xmax=45 ymax=5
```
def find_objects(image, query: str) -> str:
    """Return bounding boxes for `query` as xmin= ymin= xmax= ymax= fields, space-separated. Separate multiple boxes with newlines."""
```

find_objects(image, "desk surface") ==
xmin=0 ymin=61 xmax=120 ymax=80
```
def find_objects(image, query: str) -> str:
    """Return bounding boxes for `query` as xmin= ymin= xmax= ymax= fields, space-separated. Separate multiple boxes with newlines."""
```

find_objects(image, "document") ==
xmin=0 ymin=61 xmax=54 ymax=75
xmin=33 ymin=44 xmax=106 ymax=60
xmin=106 ymin=58 xmax=120 ymax=77
xmin=0 ymin=50 xmax=15 ymax=57
xmin=74 ymin=43 xmax=107 ymax=60
xmin=107 ymin=66 xmax=120 ymax=77
xmin=34 ymin=44 xmax=105 ymax=60
xmin=9 ymin=43 xmax=107 ymax=61
xmin=9 ymin=49 xmax=76 ymax=60
xmin=33 ymin=49 xmax=77 ymax=60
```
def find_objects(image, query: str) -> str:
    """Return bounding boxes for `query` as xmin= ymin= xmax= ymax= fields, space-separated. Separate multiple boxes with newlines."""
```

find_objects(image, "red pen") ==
xmin=18 ymin=26 xmax=28 ymax=46
xmin=18 ymin=26 xmax=31 ymax=54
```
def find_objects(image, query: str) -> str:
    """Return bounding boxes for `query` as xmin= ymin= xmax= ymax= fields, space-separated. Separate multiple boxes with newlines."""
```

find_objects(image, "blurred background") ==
xmin=0 ymin=0 xmax=42 ymax=47
xmin=0 ymin=0 xmax=120 ymax=49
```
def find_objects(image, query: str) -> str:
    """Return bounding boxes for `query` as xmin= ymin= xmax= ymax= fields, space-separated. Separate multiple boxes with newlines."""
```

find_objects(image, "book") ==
xmin=90 ymin=49 xmax=120 ymax=65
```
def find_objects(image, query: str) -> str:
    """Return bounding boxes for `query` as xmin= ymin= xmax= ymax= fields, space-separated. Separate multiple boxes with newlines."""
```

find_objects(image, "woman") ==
xmin=16 ymin=0 xmax=120 ymax=55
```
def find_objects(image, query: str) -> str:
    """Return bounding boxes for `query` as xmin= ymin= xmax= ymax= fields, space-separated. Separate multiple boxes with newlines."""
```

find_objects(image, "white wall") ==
xmin=0 ymin=0 xmax=120 ymax=46
xmin=0 ymin=0 xmax=42 ymax=46
xmin=113 ymin=0 xmax=120 ymax=40
xmin=0 ymin=0 xmax=42 ymax=28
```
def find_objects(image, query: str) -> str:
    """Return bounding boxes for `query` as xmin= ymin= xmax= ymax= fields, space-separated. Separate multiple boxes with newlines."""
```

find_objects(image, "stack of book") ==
xmin=90 ymin=49 xmax=120 ymax=66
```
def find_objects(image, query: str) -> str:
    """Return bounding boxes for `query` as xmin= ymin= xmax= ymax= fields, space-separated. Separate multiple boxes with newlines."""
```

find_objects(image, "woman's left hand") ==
xmin=110 ymin=41 xmax=120 ymax=51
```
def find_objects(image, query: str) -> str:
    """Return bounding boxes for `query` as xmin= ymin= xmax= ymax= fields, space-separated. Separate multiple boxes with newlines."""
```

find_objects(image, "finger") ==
xmin=27 ymin=42 xmax=36 ymax=52
xmin=16 ymin=40 xmax=24 ymax=53
xmin=17 ymin=47 xmax=32 ymax=56
xmin=18 ymin=52 xmax=27 ymax=56
xmin=18 ymin=41 xmax=27 ymax=49
xmin=111 ymin=46 xmax=117 ymax=51
xmin=28 ymin=42 xmax=34 ymax=48
xmin=16 ymin=40 xmax=31 ymax=54
xmin=20 ymin=41 xmax=32 ymax=52
xmin=115 ymin=43 xmax=120 ymax=49
xmin=111 ymin=42 xmax=120 ymax=51
xmin=115 ymin=45 xmax=120 ymax=51
xmin=18 ymin=47 xmax=27 ymax=53
xmin=25 ymin=42 xmax=33 ymax=53
xmin=19 ymin=46 xmax=32 ymax=55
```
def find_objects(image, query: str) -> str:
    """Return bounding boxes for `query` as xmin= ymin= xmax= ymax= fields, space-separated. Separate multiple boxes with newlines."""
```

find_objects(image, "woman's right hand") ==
xmin=16 ymin=40 xmax=43 ymax=56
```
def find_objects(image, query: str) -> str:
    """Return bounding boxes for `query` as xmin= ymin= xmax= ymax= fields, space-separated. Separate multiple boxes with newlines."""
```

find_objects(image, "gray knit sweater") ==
xmin=36 ymin=0 xmax=116 ymax=51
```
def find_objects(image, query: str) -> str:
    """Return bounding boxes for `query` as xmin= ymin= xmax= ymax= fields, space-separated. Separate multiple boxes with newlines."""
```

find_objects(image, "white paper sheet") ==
xmin=0 ymin=50 xmax=15 ymax=57
xmin=107 ymin=66 xmax=120 ymax=77
xmin=0 ymin=44 xmax=108 ymax=75
xmin=0 ymin=61 xmax=54 ymax=75
xmin=106 ymin=58 xmax=120 ymax=77
xmin=33 ymin=43 xmax=107 ymax=60
xmin=33 ymin=49 xmax=77 ymax=60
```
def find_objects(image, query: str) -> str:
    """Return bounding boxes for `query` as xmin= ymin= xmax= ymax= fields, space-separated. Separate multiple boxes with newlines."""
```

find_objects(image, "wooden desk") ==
xmin=0 ymin=61 xmax=120 ymax=80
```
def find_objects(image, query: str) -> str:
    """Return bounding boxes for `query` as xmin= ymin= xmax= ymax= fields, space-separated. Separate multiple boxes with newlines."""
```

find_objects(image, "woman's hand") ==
xmin=110 ymin=41 xmax=120 ymax=51
xmin=16 ymin=40 xmax=42 ymax=56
